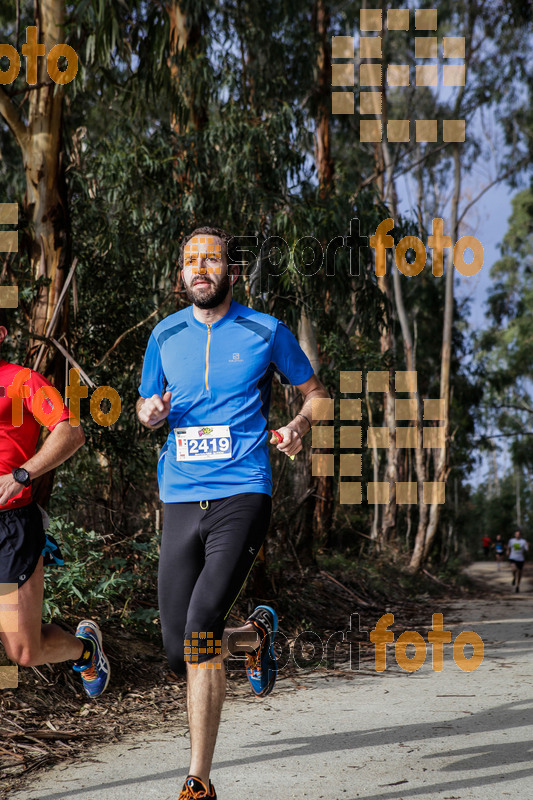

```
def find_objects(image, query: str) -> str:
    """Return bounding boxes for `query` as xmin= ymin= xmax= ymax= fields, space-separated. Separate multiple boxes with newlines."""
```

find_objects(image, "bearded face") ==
xmin=182 ymin=236 xmax=234 ymax=309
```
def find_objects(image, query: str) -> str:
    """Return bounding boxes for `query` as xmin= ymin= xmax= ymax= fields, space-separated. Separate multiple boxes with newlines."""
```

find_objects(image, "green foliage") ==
xmin=43 ymin=515 xmax=160 ymax=635
xmin=463 ymin=471 xmax=526 ymax=550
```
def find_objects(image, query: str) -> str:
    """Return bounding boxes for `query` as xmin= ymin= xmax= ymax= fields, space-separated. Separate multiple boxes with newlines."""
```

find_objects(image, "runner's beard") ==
xmin=186 ymin=273 xmax=231 ymax=309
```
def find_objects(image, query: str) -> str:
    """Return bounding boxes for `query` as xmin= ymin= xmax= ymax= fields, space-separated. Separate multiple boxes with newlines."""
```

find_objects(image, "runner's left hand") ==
xmin=270 ymin=426 xmax=302 ymax=457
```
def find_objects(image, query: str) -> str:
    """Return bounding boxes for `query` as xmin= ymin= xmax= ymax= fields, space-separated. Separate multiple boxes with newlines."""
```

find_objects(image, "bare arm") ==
xmin=0 ymin=420 xmax=85 ymax=506
xmin=271 ymin=374 xmax=330 ymax=457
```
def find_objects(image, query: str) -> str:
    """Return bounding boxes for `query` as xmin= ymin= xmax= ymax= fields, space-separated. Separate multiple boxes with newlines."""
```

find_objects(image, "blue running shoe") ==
xmin=72 ymin=620 xmax=110 ymax=698
xmin=245 ymin=605 xmax=278 ymax=697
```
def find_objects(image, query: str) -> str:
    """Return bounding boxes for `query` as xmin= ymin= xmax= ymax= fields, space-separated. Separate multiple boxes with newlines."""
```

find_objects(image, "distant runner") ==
xmin=0 ymin=311 xmax=109 ymax=697
xmin=507 ymin=528 xmax=529 ymax=593
xmin=494 ymin=534 xmax=504 ymax=571
xmin=482 ymin=534 xmax=492 ymax=559
xmin=137 ymin=226 xmax=329 ymax=799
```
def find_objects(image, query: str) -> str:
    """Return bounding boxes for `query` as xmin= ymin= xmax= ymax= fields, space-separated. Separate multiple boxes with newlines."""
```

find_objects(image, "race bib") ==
xmin=174 ymin=425 xmax=232 ymax=461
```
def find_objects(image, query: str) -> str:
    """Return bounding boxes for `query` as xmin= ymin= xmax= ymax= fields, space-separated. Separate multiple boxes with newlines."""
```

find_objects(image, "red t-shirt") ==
xmin=0 ymin=361 xmax=71 ymax=510
xmin=482 ymin=536 xmax=491 ymax=547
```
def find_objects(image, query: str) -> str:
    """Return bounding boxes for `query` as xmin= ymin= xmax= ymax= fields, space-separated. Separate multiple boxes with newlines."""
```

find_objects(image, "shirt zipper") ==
xmin=205 ymin=323 xmax=212 ymax=391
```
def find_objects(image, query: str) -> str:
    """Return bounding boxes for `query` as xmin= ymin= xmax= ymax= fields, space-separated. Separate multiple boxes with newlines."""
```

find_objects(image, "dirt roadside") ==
xmin=5 ymin=560 xmax=533 ymax=800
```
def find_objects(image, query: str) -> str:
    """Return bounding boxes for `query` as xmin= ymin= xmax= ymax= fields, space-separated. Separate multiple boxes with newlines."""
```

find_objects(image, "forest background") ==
xmin=0 ymin=0 xmax=532 ymax=638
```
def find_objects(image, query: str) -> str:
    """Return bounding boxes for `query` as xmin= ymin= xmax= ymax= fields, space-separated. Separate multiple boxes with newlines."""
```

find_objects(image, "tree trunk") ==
xmin=309 ymin=1 xmax=334 ymax=545
xmin=375 ymin=140 xmax=397 ymax=545
xmin=382 ymin=133 xmax=432 ymax=570
xmin=314 ymin=0 xmax=333 ymax=196
xmin=413 ymin=0 xmax=478 ymax=567
xmin=298 ymin=312 xmax=320 ymax=375
xmin=0 ymin=1 xmax=70 ymax=374
xmin=0 ymin=1 xmax=71 ymax=507
xmin=365 ymin=383 xmax=379 ymax=541
xmin=167 ymin=1 xmax=207 ymax=134
xmin=418 ymin=143 xmax=461 ymax=564
xmin=516 ymin=468 xmax=521 ymax=525
xmin=297 ymin=310 xmax=333 ymax=551
xmin=166 ymin=1 xmax=207 ymax=211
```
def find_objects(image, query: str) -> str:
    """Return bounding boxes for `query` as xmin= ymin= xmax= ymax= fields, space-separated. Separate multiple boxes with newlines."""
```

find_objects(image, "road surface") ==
xmin=9 ymin=561 xmax=533 ymax=800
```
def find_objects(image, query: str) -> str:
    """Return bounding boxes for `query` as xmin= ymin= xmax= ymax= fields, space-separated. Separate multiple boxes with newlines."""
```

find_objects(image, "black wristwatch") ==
xmin=12 ymin=467 xmax=31 ymax=488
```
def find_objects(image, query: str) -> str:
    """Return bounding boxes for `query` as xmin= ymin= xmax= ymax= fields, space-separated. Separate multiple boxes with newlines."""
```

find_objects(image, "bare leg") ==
xmin=187 ymin=658 xmax=226 ymax=786
xmin=186 ymin=623 xmax=260 ymax=786
xmin=0 ymin=557 xmax=83 ymax=667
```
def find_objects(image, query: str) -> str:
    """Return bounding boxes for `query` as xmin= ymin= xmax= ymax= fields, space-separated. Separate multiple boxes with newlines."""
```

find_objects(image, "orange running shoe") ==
xmin=178 ymin=775 xmax=216 ymax=799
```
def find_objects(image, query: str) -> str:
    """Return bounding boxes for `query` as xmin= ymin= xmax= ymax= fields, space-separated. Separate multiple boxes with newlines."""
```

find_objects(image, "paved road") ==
xmin=9 ymin=561 xmax=533 ymax=800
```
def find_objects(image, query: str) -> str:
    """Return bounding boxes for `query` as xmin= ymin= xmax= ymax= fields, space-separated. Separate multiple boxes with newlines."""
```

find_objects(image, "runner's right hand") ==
xmin=138 ymin=391 xmax=172 ymax=427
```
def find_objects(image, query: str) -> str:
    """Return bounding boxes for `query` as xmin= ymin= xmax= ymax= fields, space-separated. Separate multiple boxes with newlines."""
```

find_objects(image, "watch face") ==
xmin=13 ymin=468 xmax=30 ymax=486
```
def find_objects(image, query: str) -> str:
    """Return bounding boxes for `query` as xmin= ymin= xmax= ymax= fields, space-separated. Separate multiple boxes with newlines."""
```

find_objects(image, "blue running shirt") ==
xmin=139 ymin=300 xmax=314 ymax=501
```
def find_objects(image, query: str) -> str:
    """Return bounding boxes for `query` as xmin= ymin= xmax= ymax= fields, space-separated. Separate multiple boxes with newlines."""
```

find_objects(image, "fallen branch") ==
xmin=93 ymin=290 xmax=175 ymax=369
xmin=319 ymin=570 xmax=371 ymax=607
xmin=33 ymin=257 xmax=78 ymax=373
xmin=422 ymin=568 xmax=450 ymax=587
xmin=29 ymin=332 xmax=96 ymax=388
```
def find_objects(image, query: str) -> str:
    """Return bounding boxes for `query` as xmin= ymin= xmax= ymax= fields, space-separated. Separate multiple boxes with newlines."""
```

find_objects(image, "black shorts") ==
xmin=158 ymin=493 xmax=272 ymax=673
xmin=0 ymin=502 xmax=45 ymax=588
xmin=509 ymin=559 xmax=524 ymax=571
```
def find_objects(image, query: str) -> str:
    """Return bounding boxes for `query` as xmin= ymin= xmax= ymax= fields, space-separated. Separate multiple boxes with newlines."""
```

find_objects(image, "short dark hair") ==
xmin=0 ymin=309 xmax=8 ymax=330
xmin=178 ymin=226 xmax=240 ymax=271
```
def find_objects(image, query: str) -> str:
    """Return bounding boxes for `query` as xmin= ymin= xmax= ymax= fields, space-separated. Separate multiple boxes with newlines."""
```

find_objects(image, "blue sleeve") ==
xmin=139 ymin=332 xmax=165 ymax=398
xmin=271 ymin=321 xmax=315 ymax=386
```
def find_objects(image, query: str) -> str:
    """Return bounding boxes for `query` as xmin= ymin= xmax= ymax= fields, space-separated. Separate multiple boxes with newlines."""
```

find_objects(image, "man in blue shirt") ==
xmin=137 ymin=226 xmax=328 ymax=800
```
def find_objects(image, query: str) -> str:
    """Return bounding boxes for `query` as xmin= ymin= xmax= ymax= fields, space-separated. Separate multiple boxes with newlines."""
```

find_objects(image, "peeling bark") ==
xmin=0 ymin=2 xmax=73 ymax=508
xmin=314 ymin=0 xmax=333 ymax=196
xmin=167 ymin=1 xmax=207 ymax=134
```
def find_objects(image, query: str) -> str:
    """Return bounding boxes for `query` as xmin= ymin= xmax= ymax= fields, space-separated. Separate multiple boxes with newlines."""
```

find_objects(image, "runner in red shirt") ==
xmin=0 ymin=312 xmax=110 ymax=697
